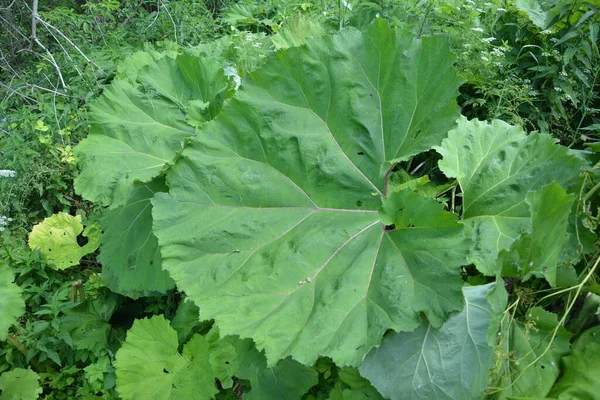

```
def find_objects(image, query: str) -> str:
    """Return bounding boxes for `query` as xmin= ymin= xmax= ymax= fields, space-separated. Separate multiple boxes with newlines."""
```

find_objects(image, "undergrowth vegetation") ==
xmin=1 ymin=0 xmax=599 ymax=399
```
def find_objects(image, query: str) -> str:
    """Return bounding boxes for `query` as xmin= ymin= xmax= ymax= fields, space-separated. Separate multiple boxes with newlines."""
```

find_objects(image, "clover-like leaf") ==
xmin=437 ymin=118 xmax=583 ymax=275
xmin=28 ymin=212 xmax=100 ymax=270
xmin=359 ymin=283 xmax=507 ymax=400
xmin=152 ymin=20 xmax=468 ymax=367
xmin=0 ymin=264 xmax=25 ymax=341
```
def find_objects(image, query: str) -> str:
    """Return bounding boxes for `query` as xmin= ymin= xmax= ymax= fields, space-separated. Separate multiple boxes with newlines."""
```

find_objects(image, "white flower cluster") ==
xmin=0 ymin=215 xmax=12 ymax=232
xmin=223 ymin=66 xmax=242 ymax=90
xmin=0 ymin=170 xmax=16 ymax=178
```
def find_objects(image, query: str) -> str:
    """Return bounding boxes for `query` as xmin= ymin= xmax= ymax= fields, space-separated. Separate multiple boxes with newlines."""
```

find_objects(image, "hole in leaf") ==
xmin=163 ymin=368 xmax=170 ymax=374
xmin=412 ymin=129 xmax=422 ymax=139
xmin=357 ymin=151 xmax=364 ymax=155
xmin=540 ymin=365 xmax=545 ymax=369
xmin=76 ymin=234 xmax=88 ymax=247
xmin=384 ymin=224 xmax=396 ymax=231
xmin=225 ymin=361 xmax=230 ymax=365
xmin=356 ymin=200 xmax=363 ymax=207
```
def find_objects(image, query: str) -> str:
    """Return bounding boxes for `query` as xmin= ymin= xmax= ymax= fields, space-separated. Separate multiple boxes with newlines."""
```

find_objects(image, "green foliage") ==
xmin=2 ymin=0 xmax=600 ymax=398
xmin=114 ymin=316 xmax=318 ymax=399
xmin=97 ymin=179 xmax=174 ymax=298
xmin=0 ymin=265 xmax=25 ymax=341
xmin=151 ymin=20 xmax=466 ymax=367
xmin=0 ymin=368 xmax=42 ymax=400
xmin=488 ymin=307 xmax=573 ymax=399
xmin=360 ymin=283 xmax=507 ymax=400
xmin=114 ymin=316 xmax=217 ymax=400
xmin=437 ymin=117 xmax=585 ymax=276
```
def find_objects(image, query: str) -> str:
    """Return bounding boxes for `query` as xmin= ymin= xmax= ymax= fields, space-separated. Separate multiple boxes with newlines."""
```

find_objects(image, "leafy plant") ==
xmin=72 ymin=16 xmax=597 ymax=399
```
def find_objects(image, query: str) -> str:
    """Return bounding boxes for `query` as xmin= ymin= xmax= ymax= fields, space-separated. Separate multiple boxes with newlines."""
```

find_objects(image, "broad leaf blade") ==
xmin=28 ymin=212 xmax=99 ymax=270
xmin=0 ymin=264 xmax=25 ymax=341
xmin=0 ymin=368 xmax=42 ymax=400
xmin=488 ymin=308 xmax=571 ymax=399
xmin=437 ymin=118 xmax=583 ymax=275
xmin=153 ymin=22 xmax=467 ymax=367
xmin=75 ymin=54 xmax=231 ymax=208
xmin=548 ymin=335 xmax=600 ymax=399
xmin=500 ymin=182 xmax=574 ymax=286
xmin=359 ymin=283 xmax=506 ymax=400
xmin=114 ymin=316 xmax=217 ymax=400
xmin=98 ymin=179 xmax=174 ymax=298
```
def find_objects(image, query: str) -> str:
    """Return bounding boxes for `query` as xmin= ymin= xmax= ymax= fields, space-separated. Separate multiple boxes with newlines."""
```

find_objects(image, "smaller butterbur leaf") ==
xmin=61 ymin=294 xmax=119 ymax=353
xmin=271 ymin=16 xmax=327 ymax=49
xmin=548 ymin=335 xmax=600 ymax=399
xmin=98 ymin=179 xmax=174 ymax=298
xmin=171 ymin=298 xmax=204 ymax=345
xmin=500 ymin=182 xmax=574 ymax=286
xmin=488 ymin=307 xmax=571 ymax=399
xmin=28 ymin=212 xmax=100 ymax=270
xmin=359 ymin=283 xmax=507 ymax=400
xmin=75 ymin=53 xmax=232 ymax=208
xmin=437 ymin=118 xmax=584 ymax=276
xmin=0 ymin=368 xmax=42 ymax=400
xmin=114 ymin=316 xmax=217 ymax=400
xmin=0 ymin=264 xmax=25 ymax=341
xmin=210 ymin=330 xmax=318 ymax=400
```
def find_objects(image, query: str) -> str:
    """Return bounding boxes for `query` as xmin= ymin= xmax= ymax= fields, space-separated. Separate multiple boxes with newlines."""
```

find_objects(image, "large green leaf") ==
xmin=98 ymin=179 xmax=174 ymax=298
xmin=0 ymin=369 xmax=42 ymax=400
xmin=152 ymin=20 xmax=467 ymax=367
xmin=75 ymin=53 xmax=231 ymax=208
xmin=437 ymin=118 xmax=583 ymax=276
xmin=488 ymin=307 xmax=572 ymax=399
xmin=548 ymin=330 xmax=600 ymax=399
xmin=0 ymin=264 xmax=24 ymax=341
xmin=500 ymin=183 xmax=574 ymax=286
xmin=61 ymin=293 xmax=119 ymax=353
xmin=28 ymin=212 xmax=100 ymax=270
xmin=214 ymin=333 xmax=319 ymax=400
xmin=114 ymin=316 xmax=217 ymax=400
xmin=359 ymin=283 xmax=507 ymax=400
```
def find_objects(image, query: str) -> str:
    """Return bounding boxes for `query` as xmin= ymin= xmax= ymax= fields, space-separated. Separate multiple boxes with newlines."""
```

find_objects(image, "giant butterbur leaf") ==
xmin=75 ymin=53 xmax=232 ymax=208
xmin=437 ymin=118 xmax=583 ymax=276
xmin=98 ymin=179 xmax=174 ymax=298
xmin=0 ymin=264 xmax=25 ymax=341
xmin=152 ymin=20 xmax=468 ymax=366
xmin=359 ymin=283 xmax=507 ymax=400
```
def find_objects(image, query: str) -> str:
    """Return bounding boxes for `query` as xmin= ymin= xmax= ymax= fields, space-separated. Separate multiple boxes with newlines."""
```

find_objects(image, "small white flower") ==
xmin=497 ymin=7 xmax=506 ymax=11
xmin=481 ymin=37 xmax=496 ymax=43
xmin=471 ymin=27 xmax=485 ymax=33
xmin=0 ymin=170 xmax=16 ymax=178
xmin=223 ymin=66 xmax=242 ymax=90
xmin=540 ymin=29 xmax=552 ymax=35
xmin=481 ymin=56 xmax=489 ymax=61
